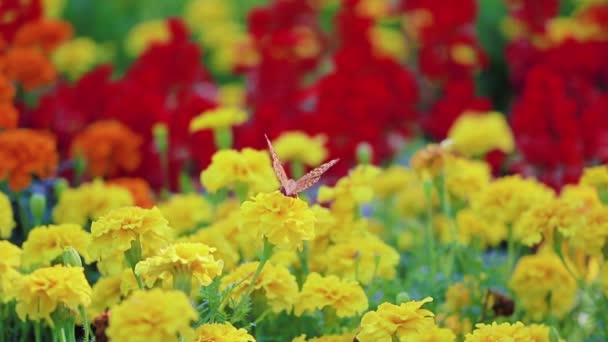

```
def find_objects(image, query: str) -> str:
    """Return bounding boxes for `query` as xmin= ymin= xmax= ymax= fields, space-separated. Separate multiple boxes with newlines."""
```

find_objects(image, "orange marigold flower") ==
xmin=0 ymin=74 xmax=15 ymax=102
xmin=107 ymin=177 xmax=155 ymax=208
xmin=71 ymin=121 xmax=143 ymax=178
xmin=0 ymin=129 xmax=58 ymax=191
xmin=4 ymin=47 xmax=56 ymax=90
xmin=0 ymin=103 xmax=18 ymax=130
xmin=13 ymin=19 xmax=73 ymax=52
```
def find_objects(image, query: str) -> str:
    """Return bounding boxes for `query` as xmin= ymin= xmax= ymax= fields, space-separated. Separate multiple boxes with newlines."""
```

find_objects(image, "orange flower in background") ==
xmin=0 ymin=75 xmax=15 ymax=102
xmin=0 ymin=129 xmax=58 ymax=191
xmin=107 ymin=177 xmax=155 ymax=208
xmin=71 ymin=121 xmax=143 ymax=178
xmin=0 ymin=103 xmax=18 ymax=130
xmin=13 ymin=19 xmax=73 ymax=52
xmin=3 ymin=47 xmax=56 ymax=90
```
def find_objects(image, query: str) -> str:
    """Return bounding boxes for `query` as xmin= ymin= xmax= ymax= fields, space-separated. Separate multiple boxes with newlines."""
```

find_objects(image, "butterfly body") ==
xmin=265 ymin=135 xmax=338 ymax=196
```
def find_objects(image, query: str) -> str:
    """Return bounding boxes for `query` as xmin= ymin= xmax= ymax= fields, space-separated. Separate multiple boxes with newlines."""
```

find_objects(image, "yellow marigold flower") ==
xmin=0 ymin=192 xmax=15 ymax=238
xmin=88 ymin=274 xmax=122 ymax=318
xmin=356 ymin=297 xmax=436 ymax=342
xmin=125 ymin=20 xmax=170 ymax=57
xmin=374 ymin=166 xmax=415 ymax=198
xmin=410 ymin=143 xmax=451 ymax=179
xmin=159 ymin=194 xmax=213 ymax=235
xmin=184 ymin=227 xmax=240 ymax=270
xmin=135 ymin=242 xmax=223 ymax=291
xmin=509 ymin=250 xmax=577 ymax=320
xmin=465 ymin=322 xmax=537 ymax=342
xmin=90 ymin=206 xmax=172 ymax=262
xmin=447 ymin=111 xmax=514 ymax=157
xmin=573 ymin=206 xmax=608 ymax=256
xmin=324 ymin=234 xmax=399 ymax=285
xmin=527 ymin=324 xmax=551 ymax=342
xmin=52 ymin=37 xmax=101 ymax=80
xmin=0 ymin=240 xmax=22 ymax=302
xmin=239 ymin=191 xmax=316 ymax=251
xmin=210 ymin=212 xmax=260 ymax=260
xmin=444 ymin=156 xmax=491 ymax=203
xmin=53 ymin=179 xmax=134 ymax=226
xmin=444 ymin=282 xmax=472 ymax=313
xmin=107 ymin=289 xmax=197 ymax=342
xmin=456 ymin=209 xmax=507 ymax=248
xmin=318 ymin=165 xmax=381 ymax=213
xmin=190 ymin=107 xmax=247 ymax=132
xmin=472 ymin=175 xmax=555 ymax=226
xmin=394 ymin=178 xmax=432 ymax=217
xmin=201 ymin=148 xmax=279 ymax=195
xmin=14 ymin=265 xmax=91 ymax=323
xmin=194 ymin=322 xmax=255 ymax=342
xmin=580 ymin=165 xmax=608 ymax=201
xmin=439 ymin=314 xmax=473 ymax=337
xmin=293 ymin=334 xmax=355 ymax=342
xmin=515 ymin=199 xmax=583 ymax=246
xmin=271 ymin=131 xmax=329 ymax=167
xmin=221 ymin=261 xmax=298 ymax=313
xmin=183 ymin=0 xmax=232 ymax=35
xmin=295 ymin=272 xmax=368 ymax=317
xmin=407 ymin=326 xmax=456 ymax=342
xmin=22 ymin=224 xmax=91 ymax=268
xmin=560 ymin=184 xmax=601 ymax=209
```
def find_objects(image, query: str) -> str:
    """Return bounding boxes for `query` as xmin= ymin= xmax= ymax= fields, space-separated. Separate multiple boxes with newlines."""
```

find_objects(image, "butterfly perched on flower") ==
xmin=265 ymin=135 xmax=339 ymax=196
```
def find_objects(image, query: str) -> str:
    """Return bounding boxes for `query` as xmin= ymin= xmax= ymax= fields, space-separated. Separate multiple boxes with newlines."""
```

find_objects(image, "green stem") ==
xmin=291 ymin=160 xmax=304 ymax=180
xmin=59 ymin=328 xmax=67 ymax=342
xmin=79 ymin=306 xmax=91 ymax=342
xmin=297 ymin=242 xmax=309 ymax=285
xmin=505 ymin=225 xmax=516 ymax=279
xmin=238 ymin=239 xmax=273 ymax=307
xmin=133 ymin=271 xmax=145 ymax=289
xmin=423 ymin=180 xmax=437 ymax=291
xmin=214 ymin=127 xmax=233 ymax=150
xmin=34 ymin=321 xmax=41 ymax=342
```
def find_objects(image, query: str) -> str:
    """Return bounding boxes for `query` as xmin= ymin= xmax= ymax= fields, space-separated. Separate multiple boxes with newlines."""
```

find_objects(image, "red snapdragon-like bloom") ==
xmin=0 ymin=0 xmax=41 ymax=43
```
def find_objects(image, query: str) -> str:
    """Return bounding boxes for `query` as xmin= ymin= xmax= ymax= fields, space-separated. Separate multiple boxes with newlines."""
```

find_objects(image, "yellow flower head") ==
xmin=201 ymin=148 xmax=279 ymax=194
xmin=318 ymin=165 xmax=381 ymax=213
xmin=52 ymin=37 xmax=101 ymax=80
xmin=444 ymin=156 xmax=491 ymax=203
xmin=580 ymin=165 xmax=608 ymax=198
xmin=0 ymin=191 xmax=15 ymax=238
xmin=295 ymin=272 xmax=368 ymax=317
xmin=14 ymin=265 xmax=91 ymax=323
xmin=22 ymin=224 xmax=91 ymax=268
xmin=293 ymin=334 xmax=356 ymax=342
xmin=356 ymin=297 xmax=436 ymax=342
xmin=135 ymin=242 xmax=223 ymax=290
xmin=53 ymin=179 xmax=134 ymax=226
xmin=573 ymin=206 xmax=608 ymax=256
xmin=88 ymin=274 xmax=122 ymax=318
xmin=456 ymin=209 xmax=507 ymax=248
xmin=374 ymin=166 xmax=415 ymax=199
xmin=410 ymin=143 xmax=451 ymax=179
xmin=407 ymin=326 xmax=456 ymax=342
xmin=239 ymin=191 xmax=316 ymax=251
xmin=221 ymin=261 xmax=298 ymax=313
xmin=107 ymin=289 xmax=197 ymax=342
xmin=324 ymin=234 xmax=399 ymax=285
xmin=515 ymin=199 xmax=583 ymax=246
xmin=183 ymin=0 xmax=232 ymax=35
xmin=183 ymin=227 xmax=240 ymax=270
xmin=465 ymin=321 xmax=539 ymax=342
xmin=194 ymin=322 xmax=255 ymax=342
xmin=125 ymin=20 xmax=170 ymax=57
xmin=0 ymin=240 xmax=22 ymax=302
xmin=159 ymin=194 xmax=213 ymax=235
xmin=509 ymin=251 xmax=577 ymax=320
xmin=190 ymin=107 xmax=247 ymax=132
xmin=447 ymin=111 xmax=514 ymax=157
xmin=472 ymin=175 xmax=555 ymax=225
xmin=271 ymin=131 xmax=329 ymax=167
xmin=90 ymin=206 xmax=172 ymax=262
xmin=560 ymin=184 xmax=601 ymax=209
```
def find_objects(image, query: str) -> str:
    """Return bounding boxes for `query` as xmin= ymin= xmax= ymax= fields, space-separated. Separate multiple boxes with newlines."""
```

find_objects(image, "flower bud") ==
xmin=153 ymin=122 xmax=168 ymax=153
xmin=29 ymin=193 xmax=47 ymax=226
xmin=62 ymin=246 xmax=83 ymax=267
xmin=356 ymin=142 xmax=373 ymax=165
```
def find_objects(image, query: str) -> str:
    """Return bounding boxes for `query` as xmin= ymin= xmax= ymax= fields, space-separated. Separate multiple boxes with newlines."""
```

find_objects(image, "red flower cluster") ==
xmin=506 ymin=1 xmax=608 ymax=188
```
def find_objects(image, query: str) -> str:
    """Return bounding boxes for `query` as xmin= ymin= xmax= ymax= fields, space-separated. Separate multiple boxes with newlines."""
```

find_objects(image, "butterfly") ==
xmin=265 ymin=135 xmax=339 ymax=197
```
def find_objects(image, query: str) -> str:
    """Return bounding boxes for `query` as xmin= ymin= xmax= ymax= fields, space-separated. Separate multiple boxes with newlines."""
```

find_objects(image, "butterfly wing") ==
xmin=293 ymin=158 xmax=339 ymax=194
xmin=265 ymin=134 xmax=290 ymax=189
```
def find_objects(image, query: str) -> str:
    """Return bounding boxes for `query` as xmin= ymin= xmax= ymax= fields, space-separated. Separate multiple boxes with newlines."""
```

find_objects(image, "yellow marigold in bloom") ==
xmin=201 ymin=148 xmax=279 ymax=194
xmin=125 ymin=20 xmax=170 ymax=57
xmin=22 ymin=224 xmax=91 ymax=268
xmin=374 ymin=166 xmax=414 ymax=199
xmin=184 ymin=227 xmax=240 ymax=270
xmin=88 ymin=274 xmax=122 ymax=318
xmin=221 ymin=261 xmax=298 ymax=313
xmin=356 ymin=297 xmax=436 ymax=342
xmin=239 ymin=191 xmax=316 ymax=251
xmin=71 ymin=120 xmax=143 ymax=178
xmin=318 ymin=165 xmax=381 ymax=213
xmin=447 ymin=111 xmax=514 ymax=157
xmin=90 ymin=206 xmax=172 ymax=262
xmin=0 ymin=192 xmax=15 ymax=238
xmin=209 ymin=212 xmax=260 ymax=260
xmin=52 ymin=37 xmax=101 ymax=80
xmin=444 ymin=281 xmax=472 ymax=313
xmin=295 ymin=272 xmax=368 ymax=317
xmin=456 ymin=209 xmax=507 ymax=248
xmin=560 ymin=184 xmax=601 ymax=209
xmin=410 ymin=143 xmax=451 ymax=179
xmin=194 ymin=322 xmax=255 ymax=342
xmin=159 ymin=194 xmax=213 ymax=234
xmin=580 ymin=165 xmax=608 ymax=200
xmin=515 ymin=199 xmax=583 ymax=246
xmin=444 ymin=156 xmax=491 ymax=203
xmin=573 ymin=205 xmax=608 ymax=255
xmin=439 ymin=314 xmax=473 ymax=337
xmin=14 ymin=265 xmax=91 ymax=323
xmin=107 ymin=177 xmax=155 ymax=209
xmin=135 ymin=242 xmax=223 ymax=290
xmin=0 ymin=240 xmax=22 ymax=302
xmin=183 ymin=0 xmax=232 ymax=35
xmin=0 ymin=128 xmax=58 ymax=192
xmin=271 ymin=131 xmax=329 ymax=167
xmin=190 ymin=106 xmax=247 ymax=132
xmin=293 ymin=334 xmax=355 ymax=342
xmin=509 ymin=250 xmax=577 ymax=320
xmin=324 ymin=234 xmax=399 ymax=285
xmin=53 ymin=179 xmax=134 ymax=226
xmin=407 ymin=326 xmax=456 ymax=342
xmin=472 ymin=175 xmax=555 ymax=226
xmin=107 ymin=289 xmax=197 ymax=342
xmin=465 ymin=321 xmax=540 ymax=342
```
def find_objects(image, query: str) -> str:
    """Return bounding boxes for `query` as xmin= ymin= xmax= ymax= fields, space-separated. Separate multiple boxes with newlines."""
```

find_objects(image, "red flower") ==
xmin=0 ymin=0 xmax=41 ymax=43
